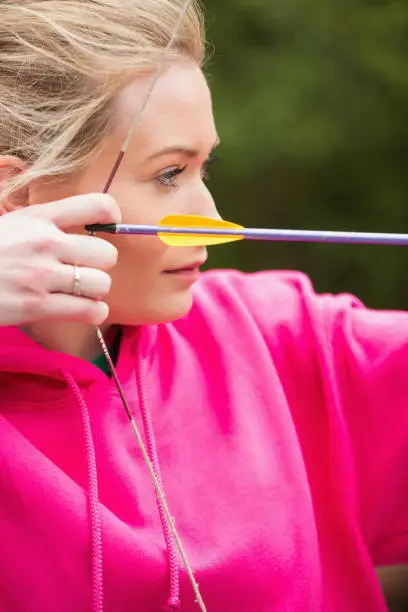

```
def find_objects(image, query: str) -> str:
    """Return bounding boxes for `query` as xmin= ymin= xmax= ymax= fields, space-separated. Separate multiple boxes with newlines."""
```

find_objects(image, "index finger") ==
xmin=27 ymin=194 xmax=122 ymax=229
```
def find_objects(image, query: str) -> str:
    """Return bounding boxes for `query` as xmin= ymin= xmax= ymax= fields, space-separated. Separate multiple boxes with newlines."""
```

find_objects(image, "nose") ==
xmin=189 ymin=183 xmax=222 ymax=221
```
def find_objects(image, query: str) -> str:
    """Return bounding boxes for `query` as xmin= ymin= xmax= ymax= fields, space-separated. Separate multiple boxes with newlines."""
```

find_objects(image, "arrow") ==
xmin=85 ymin=214 xmax=408 ymax=247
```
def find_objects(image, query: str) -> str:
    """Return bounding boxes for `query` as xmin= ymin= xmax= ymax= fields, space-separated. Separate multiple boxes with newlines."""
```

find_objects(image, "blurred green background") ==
xmin=202 ymin=0 xmax=408 ymax=310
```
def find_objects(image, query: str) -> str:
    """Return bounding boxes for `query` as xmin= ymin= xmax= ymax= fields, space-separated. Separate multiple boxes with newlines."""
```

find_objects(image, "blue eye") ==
xmin=155 ymin=155 xmax=219 ymax=189
xmin=157 ymin=166 xmax=187 ymax=188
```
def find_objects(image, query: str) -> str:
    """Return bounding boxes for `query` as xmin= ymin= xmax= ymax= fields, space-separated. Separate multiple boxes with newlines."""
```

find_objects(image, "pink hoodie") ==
xmin=0 ymin=269 xmax=407 ymax=612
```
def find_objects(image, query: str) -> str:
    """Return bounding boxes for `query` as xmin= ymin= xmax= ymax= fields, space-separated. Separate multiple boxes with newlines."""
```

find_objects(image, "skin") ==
xmin=0 ymin=195 xmax=120 ymax=329
xmin=0 ymin=59 xmax=220 ymax=358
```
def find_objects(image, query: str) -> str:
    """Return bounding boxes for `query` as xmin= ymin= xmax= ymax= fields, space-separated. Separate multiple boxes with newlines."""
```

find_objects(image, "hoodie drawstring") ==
xmin=61 ymin=359 xmax=182 ymax=612
xmin=136 ymin=360 xmax=181 ymax=612
xmin=63 ymin=371 xmax=103 ymax=612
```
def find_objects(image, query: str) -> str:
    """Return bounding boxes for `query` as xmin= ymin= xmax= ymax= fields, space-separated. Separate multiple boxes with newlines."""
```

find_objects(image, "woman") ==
xmin=0 ymin=1 xmax=407 ymax=611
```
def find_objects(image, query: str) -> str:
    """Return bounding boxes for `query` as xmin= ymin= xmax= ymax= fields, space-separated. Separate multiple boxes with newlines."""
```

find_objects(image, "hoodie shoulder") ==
xmin=189 ymin=268 xmax=408 ymax=351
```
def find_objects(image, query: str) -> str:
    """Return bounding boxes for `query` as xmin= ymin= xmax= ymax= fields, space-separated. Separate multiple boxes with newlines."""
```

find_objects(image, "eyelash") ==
xmin=156 ymin=155 xmax=218 ymax=189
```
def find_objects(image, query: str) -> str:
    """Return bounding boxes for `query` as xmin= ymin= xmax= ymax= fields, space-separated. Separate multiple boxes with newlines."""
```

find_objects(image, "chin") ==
xmin=152 ymin=290 xmax=194 ymax=324
xmin=109 ymin=289 xmax=194 ymax=326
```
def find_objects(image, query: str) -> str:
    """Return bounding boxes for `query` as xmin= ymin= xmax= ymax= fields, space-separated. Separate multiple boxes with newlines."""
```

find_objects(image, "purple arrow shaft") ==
xmin=85 ymin=223 xmax=408 ymax=246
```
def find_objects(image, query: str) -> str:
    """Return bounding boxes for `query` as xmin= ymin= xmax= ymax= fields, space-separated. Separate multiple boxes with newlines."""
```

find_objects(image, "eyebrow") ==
xmin=147 ymin=139 xmax=220 ymax=161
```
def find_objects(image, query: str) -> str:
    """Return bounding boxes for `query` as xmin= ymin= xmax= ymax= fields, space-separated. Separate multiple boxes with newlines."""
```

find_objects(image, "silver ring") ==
xmin=72 ymin=265 xmax=81 ymax=296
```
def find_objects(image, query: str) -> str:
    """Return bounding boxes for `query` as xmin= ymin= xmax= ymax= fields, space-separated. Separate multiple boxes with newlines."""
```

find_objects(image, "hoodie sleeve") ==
xmin=197 ymin=269 xmax=408 ymax=565
xmin=320 ymin=284 xmax=408 ymax=566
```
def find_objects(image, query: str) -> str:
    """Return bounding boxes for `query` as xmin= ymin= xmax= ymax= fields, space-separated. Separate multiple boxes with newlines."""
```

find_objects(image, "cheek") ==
xmin=112 ymin=179 xmax=194 ymax=226
xmin=110 ymin=180 xmax=162 ymax=225
xmin=111 ymin=234 xmax=169 ymax=275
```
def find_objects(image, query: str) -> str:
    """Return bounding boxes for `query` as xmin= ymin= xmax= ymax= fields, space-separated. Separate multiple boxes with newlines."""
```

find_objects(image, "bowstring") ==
xmin=91 ymin=1 xmax=207 ymax=610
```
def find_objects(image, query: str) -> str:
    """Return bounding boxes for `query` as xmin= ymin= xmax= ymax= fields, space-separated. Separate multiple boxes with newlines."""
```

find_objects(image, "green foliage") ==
xmin=202 ymin=0 xmax=408 ymax=309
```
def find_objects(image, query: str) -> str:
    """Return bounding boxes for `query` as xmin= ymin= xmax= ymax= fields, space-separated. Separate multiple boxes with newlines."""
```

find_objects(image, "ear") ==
xmin=0 ymin=155 xmax=28 ymax=215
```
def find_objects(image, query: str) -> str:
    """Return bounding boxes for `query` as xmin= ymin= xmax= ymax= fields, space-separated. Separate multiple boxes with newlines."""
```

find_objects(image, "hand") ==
xmin=0 ymin=194 xmax=120 ymax=326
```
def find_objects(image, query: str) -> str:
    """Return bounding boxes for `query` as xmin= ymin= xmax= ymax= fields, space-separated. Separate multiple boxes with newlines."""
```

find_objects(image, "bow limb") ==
xmin=102 ymin=0 xmax=196 ymax=193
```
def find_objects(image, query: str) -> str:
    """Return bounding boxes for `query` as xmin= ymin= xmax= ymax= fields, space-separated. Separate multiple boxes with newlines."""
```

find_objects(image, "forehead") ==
xmin=115 ymin=60 xmax=217 ymax=153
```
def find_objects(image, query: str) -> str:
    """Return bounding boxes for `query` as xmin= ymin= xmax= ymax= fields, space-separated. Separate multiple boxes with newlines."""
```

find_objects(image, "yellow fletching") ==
xmin=158 ymin=214 xmax=244 ymax=247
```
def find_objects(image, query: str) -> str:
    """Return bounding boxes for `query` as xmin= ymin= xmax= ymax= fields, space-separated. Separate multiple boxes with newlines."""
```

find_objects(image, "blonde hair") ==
xmin=0 ymin=0 xmax=205 ymax=198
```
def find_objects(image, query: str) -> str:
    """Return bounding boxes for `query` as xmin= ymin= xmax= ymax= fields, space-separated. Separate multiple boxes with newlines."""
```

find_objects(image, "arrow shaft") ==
xmin=86 ymin=223 xmax=408 ymax=246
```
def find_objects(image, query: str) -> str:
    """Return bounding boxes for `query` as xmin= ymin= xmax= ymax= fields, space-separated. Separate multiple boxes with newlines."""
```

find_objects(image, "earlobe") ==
xmin=0 ymin=155 xmax=27 ymax=215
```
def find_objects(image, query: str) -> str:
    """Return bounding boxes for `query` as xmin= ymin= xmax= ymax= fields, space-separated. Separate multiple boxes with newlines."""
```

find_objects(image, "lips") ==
xmin=165 ymin=266 xmax=199 ymax=273
xmin=164 ymin=257 xmax=207 ymax=273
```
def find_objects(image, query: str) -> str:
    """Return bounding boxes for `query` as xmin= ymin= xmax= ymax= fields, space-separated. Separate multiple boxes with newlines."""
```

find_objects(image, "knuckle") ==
xmin=92 ymin=194 xmax=121 ymax=223
xmin=28 ymin=230 xmax=61 ymax=255
xmin=20 ymin=292 xmax=47 ymax=320
xmin=19 ymin=260 xmax=54 ymax=290
xmin=93 ymin=194 xmax=113 ymax=214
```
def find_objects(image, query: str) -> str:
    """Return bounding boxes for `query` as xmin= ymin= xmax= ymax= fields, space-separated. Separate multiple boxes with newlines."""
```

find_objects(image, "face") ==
xmin=36 ymin=60 xmax=220 ymax=326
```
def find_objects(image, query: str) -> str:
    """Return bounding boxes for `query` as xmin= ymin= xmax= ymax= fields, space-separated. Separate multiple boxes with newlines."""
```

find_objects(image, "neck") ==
xmin=21 ymin=321 xmax=117 ymax=360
